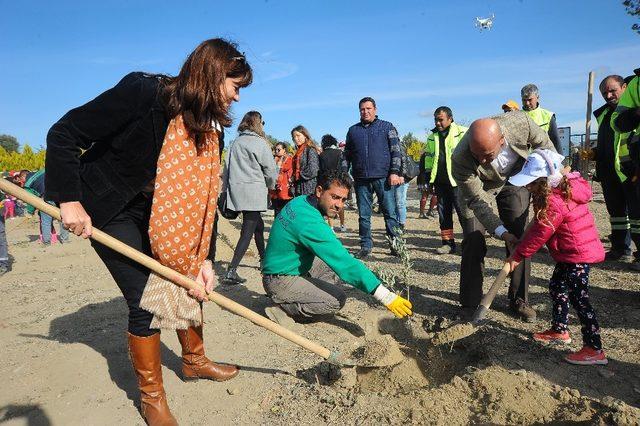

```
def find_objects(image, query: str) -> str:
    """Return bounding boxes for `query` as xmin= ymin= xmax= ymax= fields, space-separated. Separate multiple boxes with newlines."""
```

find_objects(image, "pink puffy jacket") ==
xmin=513 ymin=173 xmax=604 ymax=264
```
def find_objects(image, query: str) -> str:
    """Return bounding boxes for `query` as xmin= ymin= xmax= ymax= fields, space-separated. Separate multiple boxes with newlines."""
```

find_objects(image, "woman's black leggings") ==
xmin=90 ymin=194 xmax=157 ymax=337
xmin=229 ymin=211 xmax=265 ymax=270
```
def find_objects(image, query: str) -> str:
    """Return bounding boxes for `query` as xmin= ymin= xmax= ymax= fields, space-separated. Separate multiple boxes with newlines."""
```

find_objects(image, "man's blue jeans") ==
xmin=354 ymin=177 xmax=399 ymax=251
xmin=40 ymin=201 xmax=69 ymax=244
xmin=395 ymin=182 xmax=409 ymax=225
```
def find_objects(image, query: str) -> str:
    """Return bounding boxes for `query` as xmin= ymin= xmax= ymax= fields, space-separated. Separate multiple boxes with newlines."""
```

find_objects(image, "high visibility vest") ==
xmin=595 ymin=107 xmax=630 ymax=182
xmin=611 ymin=71 xmax=640 ymax=182
xmin=613 ymin=73 xmax=640 ymax=135
xmin=525 ymin=107 xmax=554 ymax=132
xmin=424 ymin=122 xmax=468 ymax=186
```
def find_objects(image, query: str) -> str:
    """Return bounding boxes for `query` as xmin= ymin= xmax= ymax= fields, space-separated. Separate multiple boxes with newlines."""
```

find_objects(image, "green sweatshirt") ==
xmin=262 ymin=195 xmax=381 ymax=294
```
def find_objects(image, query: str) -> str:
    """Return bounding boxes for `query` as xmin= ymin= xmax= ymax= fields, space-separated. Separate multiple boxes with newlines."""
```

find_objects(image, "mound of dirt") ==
xmin=431 ymin=322 xmax=477 ymax=346
xmin=349 ymin=335 xmax=405 ymax=367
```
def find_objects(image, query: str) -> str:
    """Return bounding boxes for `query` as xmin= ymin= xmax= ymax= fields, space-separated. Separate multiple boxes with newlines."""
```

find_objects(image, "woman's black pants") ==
xmin=90 ymin=194 xmax=157 ymax=337
xmin=229 ymin=211 xmax=265 ymax=270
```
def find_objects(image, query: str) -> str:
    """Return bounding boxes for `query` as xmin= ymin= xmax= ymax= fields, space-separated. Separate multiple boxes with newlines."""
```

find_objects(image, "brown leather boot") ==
xmin=176 ymin=326 xmax=239 ymax=382
xmin=509 ymin=298 xmax=537 ymax=323
xmin=127 ymin=333 xmax=178 ymax=426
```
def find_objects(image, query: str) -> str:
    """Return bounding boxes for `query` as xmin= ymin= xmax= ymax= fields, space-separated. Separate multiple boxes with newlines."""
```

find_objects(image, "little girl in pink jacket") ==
xmin=507 ymin=149 xmax=606 ymax=366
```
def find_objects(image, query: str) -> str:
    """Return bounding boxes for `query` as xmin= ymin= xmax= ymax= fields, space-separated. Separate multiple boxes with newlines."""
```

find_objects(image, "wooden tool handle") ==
xmin=479 ymin=262 xmax=511 ymax=309
xmin=0 ymin=179 xmax=332 ymax=360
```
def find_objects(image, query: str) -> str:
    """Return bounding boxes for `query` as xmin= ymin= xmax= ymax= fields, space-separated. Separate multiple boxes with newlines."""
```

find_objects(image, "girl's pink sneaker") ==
xmin=533 ymin=329 xmax=571 ymax=344
xmin=564 ymin=346 xmax=608 ymax=365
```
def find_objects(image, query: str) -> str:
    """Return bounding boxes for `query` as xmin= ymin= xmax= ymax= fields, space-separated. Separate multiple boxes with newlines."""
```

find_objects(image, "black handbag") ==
xmin=218 ymin=160 xmax=239 ymax=220
xmin=218 ymin=190 xmax=238 ymax=220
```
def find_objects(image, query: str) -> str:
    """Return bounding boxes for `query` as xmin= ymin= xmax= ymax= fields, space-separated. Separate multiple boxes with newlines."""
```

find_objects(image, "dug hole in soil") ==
xmin=1 ymin=182 xmax=639 ymax=425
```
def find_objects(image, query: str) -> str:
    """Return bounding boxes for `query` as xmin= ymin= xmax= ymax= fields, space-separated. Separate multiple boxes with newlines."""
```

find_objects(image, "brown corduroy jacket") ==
xmin=451 ymin=111 xmax=556 ymax=233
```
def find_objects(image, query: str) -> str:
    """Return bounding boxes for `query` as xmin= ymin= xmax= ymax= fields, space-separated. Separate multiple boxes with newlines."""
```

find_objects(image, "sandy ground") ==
xmin=1 ymin=182 xmax=639 ymax=425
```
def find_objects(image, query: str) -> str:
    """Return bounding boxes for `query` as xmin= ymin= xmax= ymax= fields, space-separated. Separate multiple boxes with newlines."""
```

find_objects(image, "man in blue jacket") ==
xmin=344 ymin=97 xmax=403 ymax=259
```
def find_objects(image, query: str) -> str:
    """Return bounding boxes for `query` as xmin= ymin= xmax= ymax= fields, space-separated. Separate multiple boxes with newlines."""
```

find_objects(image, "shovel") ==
xmin=0 ymin=179 xmax=400 ymax=368
xmin=431 ymin=262 xmax=511 ymax=346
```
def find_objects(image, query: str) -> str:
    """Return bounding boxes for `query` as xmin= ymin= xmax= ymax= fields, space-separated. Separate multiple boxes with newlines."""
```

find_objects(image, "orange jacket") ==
xmin=271 ymin=155 xmax=293 ymax=200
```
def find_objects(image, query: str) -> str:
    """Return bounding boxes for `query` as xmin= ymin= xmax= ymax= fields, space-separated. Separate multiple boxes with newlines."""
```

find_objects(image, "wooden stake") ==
xmin=582 ymin=71 xmax=595 ymax=178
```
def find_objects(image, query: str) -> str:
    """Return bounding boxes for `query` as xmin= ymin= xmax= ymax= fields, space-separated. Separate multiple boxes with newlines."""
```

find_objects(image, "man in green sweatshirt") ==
xmin=262 ymin=170 xmax=412 ymax=324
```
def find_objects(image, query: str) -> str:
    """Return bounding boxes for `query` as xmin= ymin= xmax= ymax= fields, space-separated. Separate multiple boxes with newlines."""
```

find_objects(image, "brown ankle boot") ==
xmin=127 ymin=333 xmax=178 ymax=426
xmin=176 ymin=326 xmax=239 ymax=382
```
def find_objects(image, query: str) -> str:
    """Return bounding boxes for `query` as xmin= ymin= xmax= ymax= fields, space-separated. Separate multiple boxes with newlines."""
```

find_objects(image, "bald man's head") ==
xmin=468 ymin=118 xmax=505 ymax=164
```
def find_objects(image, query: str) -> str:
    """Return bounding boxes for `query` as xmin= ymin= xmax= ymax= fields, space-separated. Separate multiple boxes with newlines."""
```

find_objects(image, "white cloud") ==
xmin=250 ymin=50 xmax=299 ymax=82
xmin=261 ymin=61 xmax=299 ymax=82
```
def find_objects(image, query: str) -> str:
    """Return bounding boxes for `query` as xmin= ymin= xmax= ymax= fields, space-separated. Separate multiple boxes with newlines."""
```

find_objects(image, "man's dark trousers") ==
xmin=600 ymin=170 xmax=633 ymax=254
xmin=459 ymin=184 xmax=532 ymax=307
xmin=434 ymin=183 xmax=462 ymax=231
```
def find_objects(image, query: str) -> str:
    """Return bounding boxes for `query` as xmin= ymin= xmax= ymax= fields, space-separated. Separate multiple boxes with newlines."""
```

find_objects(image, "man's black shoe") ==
xmin=353 ymin=249 xmax=371 ymax=259
xmin=604 ymin=249 xmax=633 ymax=262
xmin=459 ymin=306 xmax=477 ymax=321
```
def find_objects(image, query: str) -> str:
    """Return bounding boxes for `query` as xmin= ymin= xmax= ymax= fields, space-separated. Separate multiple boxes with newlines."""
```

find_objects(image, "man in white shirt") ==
xmin=451 ymin=112 xmax=557 ymax=321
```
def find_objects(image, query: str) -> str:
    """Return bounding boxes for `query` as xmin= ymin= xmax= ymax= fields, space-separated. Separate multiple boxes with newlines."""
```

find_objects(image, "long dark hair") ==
xmin=162 ymin=38 xmax=253 ymax=145
xmin=237 ymin=111 xmax=265 ymax=138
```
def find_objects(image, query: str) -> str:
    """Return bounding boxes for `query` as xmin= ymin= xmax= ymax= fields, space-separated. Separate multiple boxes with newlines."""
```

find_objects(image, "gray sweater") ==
xmin=226 ymin=131 xmax=277 ymax=212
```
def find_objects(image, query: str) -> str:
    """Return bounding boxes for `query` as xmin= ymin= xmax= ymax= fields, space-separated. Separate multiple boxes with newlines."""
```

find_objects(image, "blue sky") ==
xmin=1 ymin=0 xmax=638 ymax=150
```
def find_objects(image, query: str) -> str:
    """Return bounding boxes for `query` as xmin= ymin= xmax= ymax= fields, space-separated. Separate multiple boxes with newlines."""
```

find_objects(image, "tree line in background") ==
xmin=0 ymin=135 xmax=46 ymax=171
xmin=0 ymin=131 xmax=425 ymax=173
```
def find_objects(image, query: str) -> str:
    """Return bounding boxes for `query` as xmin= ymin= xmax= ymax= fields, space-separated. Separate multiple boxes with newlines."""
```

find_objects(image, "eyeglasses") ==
xmin=262 ymin=121 xmax=265 ymax=126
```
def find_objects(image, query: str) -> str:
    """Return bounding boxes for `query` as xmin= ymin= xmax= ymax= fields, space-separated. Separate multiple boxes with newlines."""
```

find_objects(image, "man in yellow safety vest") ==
xmin=593 ymin=75 xmax=638 ymax=265
xmin=612 ymin=68 xmax=640 ymax=271
xmin=521 ymin=83 xmax=561 ymax=151
xmin=423 ymin=106 xmax=468 ymax=254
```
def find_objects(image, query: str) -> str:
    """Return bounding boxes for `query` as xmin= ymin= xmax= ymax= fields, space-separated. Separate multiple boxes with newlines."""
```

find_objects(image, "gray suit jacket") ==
xmin=451 ymin=111 xmax=556 ymax=232
xmin=226 ymin=131 xmax=277 ymax=212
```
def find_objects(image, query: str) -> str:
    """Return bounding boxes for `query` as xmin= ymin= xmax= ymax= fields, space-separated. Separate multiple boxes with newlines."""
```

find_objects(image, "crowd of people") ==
xmin=1 ymin=37 xmax=638 ymax=425
xmin=1 ymin=169 xmax=69 ymax=274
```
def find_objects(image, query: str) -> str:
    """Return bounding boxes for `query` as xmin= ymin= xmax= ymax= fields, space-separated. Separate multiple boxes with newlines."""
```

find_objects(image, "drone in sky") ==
xmin=475 ymin=14 xmax=495 ymax=31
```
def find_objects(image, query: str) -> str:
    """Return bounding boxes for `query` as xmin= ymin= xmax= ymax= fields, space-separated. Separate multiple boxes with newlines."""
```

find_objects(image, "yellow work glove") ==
xmin=386 ymin=295 xmax=413 ymax=318
xmin=372 ymin=285 xmax=413 ymax=318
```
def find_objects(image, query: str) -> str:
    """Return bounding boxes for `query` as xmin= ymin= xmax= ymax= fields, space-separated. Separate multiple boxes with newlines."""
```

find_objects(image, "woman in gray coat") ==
xmin=223 ymin=111 xmax=277 ymax=284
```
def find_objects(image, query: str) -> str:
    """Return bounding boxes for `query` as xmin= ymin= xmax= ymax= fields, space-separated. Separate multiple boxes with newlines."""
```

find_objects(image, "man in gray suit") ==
xmin=452 ymin=111 xmax=556 ymax=321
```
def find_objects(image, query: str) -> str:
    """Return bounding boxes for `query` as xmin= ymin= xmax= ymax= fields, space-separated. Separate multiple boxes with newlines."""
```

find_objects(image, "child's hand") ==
xmin=506 ymin=256 xmax=520 ymax=273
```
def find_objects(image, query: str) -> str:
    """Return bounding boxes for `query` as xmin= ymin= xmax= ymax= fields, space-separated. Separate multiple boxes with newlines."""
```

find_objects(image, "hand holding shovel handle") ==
xmin=0 ymin=179 xmax=336 ymax=362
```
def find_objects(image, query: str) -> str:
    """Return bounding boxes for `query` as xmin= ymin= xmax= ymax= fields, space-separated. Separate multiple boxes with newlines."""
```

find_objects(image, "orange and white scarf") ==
xmin=139 ymin=115 xmax=221 ymax=329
